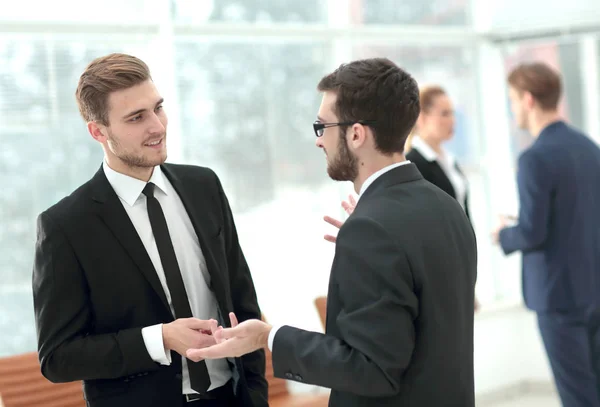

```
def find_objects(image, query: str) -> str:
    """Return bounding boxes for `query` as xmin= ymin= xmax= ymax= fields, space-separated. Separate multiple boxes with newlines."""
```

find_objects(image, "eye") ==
xmin=129 ymin=114 xmax=142 ymax=122
xmin=156 ymin=105 xmax=163 ymax=112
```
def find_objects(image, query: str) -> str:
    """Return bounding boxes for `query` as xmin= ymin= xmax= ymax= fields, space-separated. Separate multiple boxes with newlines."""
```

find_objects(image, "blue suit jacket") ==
xmin=500 ymin=121 xmax=600 ymax=313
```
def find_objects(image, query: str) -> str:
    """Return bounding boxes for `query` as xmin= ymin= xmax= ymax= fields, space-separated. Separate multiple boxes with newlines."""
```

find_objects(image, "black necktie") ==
xmin=142 ymin=182 xmax=211 ymax=393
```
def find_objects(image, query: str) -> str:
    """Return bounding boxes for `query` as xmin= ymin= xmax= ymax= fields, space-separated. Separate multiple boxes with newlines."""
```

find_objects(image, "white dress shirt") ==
xmin=410 ymin=136 xmax=467 ymax=210
xmin=102 ymin=161 xmax=231 ymax=394
xmin=267 ymin=160 xmax=412 ymax=351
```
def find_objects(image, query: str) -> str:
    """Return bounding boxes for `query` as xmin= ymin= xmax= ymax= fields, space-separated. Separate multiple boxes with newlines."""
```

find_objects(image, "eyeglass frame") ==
xmin=312 ymin=120 xmax=376 ymax=137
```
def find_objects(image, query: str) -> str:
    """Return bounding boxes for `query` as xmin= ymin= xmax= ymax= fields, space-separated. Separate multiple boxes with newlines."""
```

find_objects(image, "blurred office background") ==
xmin=2 ymin=0 xmax=600 ymax=405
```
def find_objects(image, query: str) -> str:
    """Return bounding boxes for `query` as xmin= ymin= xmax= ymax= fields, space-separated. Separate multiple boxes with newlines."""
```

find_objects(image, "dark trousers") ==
xmin=538 ymin=308 xmax=600 ymax=407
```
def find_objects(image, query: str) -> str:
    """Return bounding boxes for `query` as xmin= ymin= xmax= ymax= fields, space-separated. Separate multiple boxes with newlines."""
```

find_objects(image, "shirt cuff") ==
xmin=141 ymin=324 xmax=172 ymax=365
xmin=268 ymin=325 xmax=282 ymax=352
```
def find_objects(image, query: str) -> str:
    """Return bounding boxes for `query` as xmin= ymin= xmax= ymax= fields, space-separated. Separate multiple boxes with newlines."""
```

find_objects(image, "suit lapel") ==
xmin=90 ymin=167 xmax=170 ymax=312
xmin=161 ymin=165 xmax=229 ymax=309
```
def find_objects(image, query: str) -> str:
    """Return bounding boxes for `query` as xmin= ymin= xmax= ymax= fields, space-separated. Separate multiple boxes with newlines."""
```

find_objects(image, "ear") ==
xmin=88 ymin=121 xmax=108 ymax=143
xmin=416 ymin=113 xmax=425 ymax=129
xmin=523 ymin=91 xmax=535 ymax=109
xmin=349 ymin=122 xmax=367 ymax=149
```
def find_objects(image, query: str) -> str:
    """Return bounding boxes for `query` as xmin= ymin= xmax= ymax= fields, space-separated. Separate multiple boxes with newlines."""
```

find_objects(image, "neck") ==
xmin=353 ymin=153 xmax=406 ymax=194
xmin=419 ymin=134 xmax=443 ymax=155
xmin=105 ymin=156 xmax=154 ymax=182
xmin=529 ymin=110 xmax=561 ymax=138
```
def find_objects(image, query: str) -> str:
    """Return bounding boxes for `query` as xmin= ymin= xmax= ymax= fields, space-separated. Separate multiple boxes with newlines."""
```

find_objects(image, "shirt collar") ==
xmin=102 ymin=161 xmax=168 ymax=207
xmin=358 ymin=161 xmax=411 ymax=198
xmin=411 ymin=136 xmax=455 ymax=167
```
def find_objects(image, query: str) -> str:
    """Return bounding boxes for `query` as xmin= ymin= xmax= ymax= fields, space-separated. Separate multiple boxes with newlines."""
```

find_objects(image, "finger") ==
xmin=341 ymin=201 xmax=353 ymax=214
xmin=349 ymin=195 xmax=357 ymax=206
xmin=186 ymin=318 xmax=217 ymax=331
xmin=209 ymin=319 xmax=219 ymax=336
xmin=323 ymin=216 xmax=343 ymax=229
xmin=324 ymin=234 xmax=337 ymax=243
xmin=187 ymin=340 xmax=236 ymax=360
xmin=213 ymin=326 xmax=225 ymax=343
xmin=217 ymin=325 xmax=247 ymax=341
xmin=186 ymin=349 xmax=205 ymax=362
xmin=229 ymin=312 xmax=239 ymax=328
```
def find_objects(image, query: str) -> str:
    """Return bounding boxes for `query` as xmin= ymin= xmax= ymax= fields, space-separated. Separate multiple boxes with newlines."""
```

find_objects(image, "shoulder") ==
xmin=163 ymin=162 xmax=218 ymax=180
xmin=518 ymin=147 xmax=545 ymax=170
xmin=40 ymin=178 xmax=95 ymax=226
xmin=406 ymin=148 xmax=427 ymax=165
xmin=162 ymin=163 xmax=224 ymax=191
xmin=337 ymin=215 xmax=403 ymax=257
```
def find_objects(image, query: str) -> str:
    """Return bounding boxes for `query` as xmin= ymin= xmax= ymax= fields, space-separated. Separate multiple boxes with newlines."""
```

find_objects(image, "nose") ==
xmin=149 ymin=112 xmax=167 ymax=135
xmin=315 ymin=137 xmax=323 ymax=148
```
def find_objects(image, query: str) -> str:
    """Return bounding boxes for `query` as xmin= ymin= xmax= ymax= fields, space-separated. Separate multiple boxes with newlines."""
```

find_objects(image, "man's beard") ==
xmin=327 ymin=129 xmax=359 ymax=182
xmin=107 ymin=130 xmax=166 ymax=168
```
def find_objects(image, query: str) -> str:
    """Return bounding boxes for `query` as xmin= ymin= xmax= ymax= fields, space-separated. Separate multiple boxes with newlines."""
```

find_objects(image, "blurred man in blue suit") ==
xmin=493 ymin=62 xmax=600 ymax=407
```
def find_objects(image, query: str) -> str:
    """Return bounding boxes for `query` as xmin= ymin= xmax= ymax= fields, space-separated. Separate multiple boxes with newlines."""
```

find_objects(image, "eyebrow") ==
xmin=122 ymin=98 xmax=164 ymax=120
xmin=316 ymin=115 xmax=326 ymax=122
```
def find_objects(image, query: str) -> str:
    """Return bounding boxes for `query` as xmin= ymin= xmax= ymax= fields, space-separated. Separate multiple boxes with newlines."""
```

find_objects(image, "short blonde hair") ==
xmin=75 ymin=53 xmax=152 ymax=125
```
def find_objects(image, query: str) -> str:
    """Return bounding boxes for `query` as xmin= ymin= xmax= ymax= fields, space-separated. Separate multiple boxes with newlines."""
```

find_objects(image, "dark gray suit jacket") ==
xmin=272 ymin=163 xmax=477 ymax=406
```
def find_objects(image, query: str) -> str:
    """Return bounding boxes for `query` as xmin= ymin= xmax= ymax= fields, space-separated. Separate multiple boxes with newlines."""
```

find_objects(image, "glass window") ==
xmin=175 ymin=41 xmax=330 ymax=214
xmin=0 ymin=0 xmax=161 ymax=23
xmin=357 ymin=0 xmax=469 ymax=26
xmin=486 ymin=0 xmax=600 ymax=30
xmin=0 ymin=37 xmax=144 ymax=356
xmin=171 ymin=0 xmax=327 ymax=24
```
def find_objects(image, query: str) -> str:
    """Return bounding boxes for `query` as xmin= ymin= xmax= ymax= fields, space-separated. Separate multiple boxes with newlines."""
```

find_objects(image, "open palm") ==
xmin=324 ymin=194 xmax=357 ymax=243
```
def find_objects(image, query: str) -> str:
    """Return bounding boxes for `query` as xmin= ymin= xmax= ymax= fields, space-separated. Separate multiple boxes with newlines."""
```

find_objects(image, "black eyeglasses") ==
xmin=313 ymin=120 xmax=376 ymax=137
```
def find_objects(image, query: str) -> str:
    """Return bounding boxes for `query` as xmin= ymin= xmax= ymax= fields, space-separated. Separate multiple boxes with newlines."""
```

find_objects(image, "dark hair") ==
xmin=76 ymin=53 xmax=152 ymax=125
xmin=507 ymin=62 xmax=562 ymax=111
xmin=317 ymin=57 xmax=420 ymax=154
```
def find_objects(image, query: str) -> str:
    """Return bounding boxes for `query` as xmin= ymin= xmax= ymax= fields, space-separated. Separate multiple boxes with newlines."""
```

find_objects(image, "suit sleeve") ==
xmin=32 ymin=212 xmax=159 ymax=383
xmin=272 ymin=217 xmax=418 ymax=397
xmin=500 ymin=152 xmax=552 ymax=255
xmin=213 ymin=173 xmax=268 ymax=406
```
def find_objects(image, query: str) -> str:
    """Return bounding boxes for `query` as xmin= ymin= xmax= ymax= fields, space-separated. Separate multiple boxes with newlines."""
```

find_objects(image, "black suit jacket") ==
xmin=32 ymin=163 xmax=268 ymax=407
xmin=406 ymin=147 xmax=471 ymax=221
xmin=272 ymin=164 xmax=477 ymax=407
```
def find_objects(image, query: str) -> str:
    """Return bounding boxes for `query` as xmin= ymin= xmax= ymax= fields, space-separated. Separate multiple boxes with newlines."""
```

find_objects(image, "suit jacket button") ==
xmin=294 ymin=375 xmax=303 ymax=382
xmin=284 ymin=373 xmax=293 ymax=379
xmin=175 ymin=373 xmax=183 ymax=380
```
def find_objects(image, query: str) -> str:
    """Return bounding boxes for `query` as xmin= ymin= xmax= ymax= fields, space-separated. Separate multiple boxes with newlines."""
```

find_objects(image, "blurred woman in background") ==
xmin=406 ymin=86 xmax=471 ymax=221
xmin=406 ymin=86 xmax=479 ymax=311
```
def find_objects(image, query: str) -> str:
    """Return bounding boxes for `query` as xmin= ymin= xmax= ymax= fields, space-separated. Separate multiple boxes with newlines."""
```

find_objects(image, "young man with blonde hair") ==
xmin=32 ymin=53 xmax=267 ymax=407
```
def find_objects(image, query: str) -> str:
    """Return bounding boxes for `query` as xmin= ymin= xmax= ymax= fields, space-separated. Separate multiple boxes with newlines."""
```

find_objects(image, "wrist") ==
xmin=162 ymin=323 xmax=171 ymax=351
xmin=260 ymin=324 xmax=273 ymax=349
